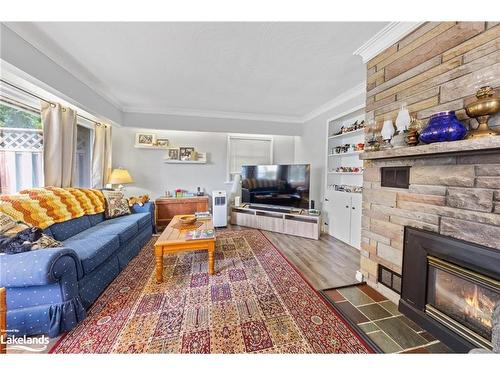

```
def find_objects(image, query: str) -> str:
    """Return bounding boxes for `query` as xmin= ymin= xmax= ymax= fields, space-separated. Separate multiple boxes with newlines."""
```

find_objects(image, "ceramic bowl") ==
xmin=179 ymin=215 xmax=197 ymax=225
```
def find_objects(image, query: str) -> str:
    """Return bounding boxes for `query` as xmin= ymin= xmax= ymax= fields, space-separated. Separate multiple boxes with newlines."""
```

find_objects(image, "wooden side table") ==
xmin=155 ymin=196 xmax=209 ymax=231
xmin=0 ymin=288 xmax=6 ymax=354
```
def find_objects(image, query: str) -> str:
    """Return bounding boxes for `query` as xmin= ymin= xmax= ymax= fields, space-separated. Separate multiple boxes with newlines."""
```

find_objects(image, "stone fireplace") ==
xmin=358 ymin=21 xmax=500 ymax=351
xmin=359 ymin=140 xmax=500 ymax=351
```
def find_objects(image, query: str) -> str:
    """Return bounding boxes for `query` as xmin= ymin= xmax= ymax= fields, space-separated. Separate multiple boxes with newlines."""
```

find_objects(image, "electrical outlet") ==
xmin=355 ymin=270 xmax=364 ymax=283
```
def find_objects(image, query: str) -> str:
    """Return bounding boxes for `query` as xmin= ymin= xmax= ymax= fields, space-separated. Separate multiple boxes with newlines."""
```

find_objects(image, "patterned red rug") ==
xmin=51 ymin=229 xmax=371 ymax=353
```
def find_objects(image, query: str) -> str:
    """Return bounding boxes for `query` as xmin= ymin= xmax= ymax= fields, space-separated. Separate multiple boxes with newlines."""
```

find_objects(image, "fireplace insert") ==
xmin=399 ymin=227 xmax=500 ymax=352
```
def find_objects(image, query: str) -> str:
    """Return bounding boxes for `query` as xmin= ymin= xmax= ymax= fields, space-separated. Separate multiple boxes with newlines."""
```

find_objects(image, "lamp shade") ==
xmin=108 ymin=168 xmax=133 ymax=185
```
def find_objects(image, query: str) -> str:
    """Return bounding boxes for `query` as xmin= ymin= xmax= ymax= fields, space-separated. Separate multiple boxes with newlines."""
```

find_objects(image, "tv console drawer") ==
xmin=231 ymin=211 xmax=256 ymax=227
xmin=255 ymin=214 xmax=284 ymax=233
xmin=283 ymin=218 xmax=319 ymax=239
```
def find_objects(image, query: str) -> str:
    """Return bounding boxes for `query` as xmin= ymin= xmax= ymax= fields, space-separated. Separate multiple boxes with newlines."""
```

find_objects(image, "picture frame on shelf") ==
xmin=155 ymin=138 xmax=169 ymax=148
xmin=195 ymin=152 xmax=207 ymax=163
xmin=166 ymin=148 xmax=180 ymax=160
xmin=135 ymin=133 xmax=156 ymax=147
xmin=179 ymin=147 xmax=195 ymax=161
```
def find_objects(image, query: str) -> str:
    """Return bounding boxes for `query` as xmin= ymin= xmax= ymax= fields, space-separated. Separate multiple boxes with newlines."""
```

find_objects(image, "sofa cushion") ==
xmin=88 ymin=213 xmax=105 ymax=226
xmin=50 ymin=216 xmax=92 ymax=241
xmin=64 ymin=234 xmax=120 ymax=275
xmin=117 ymin=212 xmax=151 ymax=231
xmin=94 ymin=217 xmax=138 ymax=244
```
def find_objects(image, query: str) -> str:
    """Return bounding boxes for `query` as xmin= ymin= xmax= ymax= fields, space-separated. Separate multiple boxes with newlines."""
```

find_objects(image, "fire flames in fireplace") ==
xmin=463 ymin=287 xmax=494 ymax=330
xmin=428 ymin=257 xmax=500 ymax=343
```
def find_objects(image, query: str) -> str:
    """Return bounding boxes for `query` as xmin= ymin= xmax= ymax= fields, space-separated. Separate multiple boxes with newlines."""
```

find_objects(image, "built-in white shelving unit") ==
xmin=323 ymin=107 xmax=365 ymax=250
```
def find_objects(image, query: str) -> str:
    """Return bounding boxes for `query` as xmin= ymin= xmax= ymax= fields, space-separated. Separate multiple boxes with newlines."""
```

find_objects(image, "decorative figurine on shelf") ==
xmin=465 ymin=86 xmax=500 ymax=139
xmin=405 ymin=113 xmax=424 ymax=146
xmin=364 ymin=121 xmax=379 ymax=151
xmin=380 ymin=118 xmax=395 ymax=149
xmin=392 ymin=104 xmax=411 ymax=148
xmin=419 ymin=111 xmax=467 ymax=144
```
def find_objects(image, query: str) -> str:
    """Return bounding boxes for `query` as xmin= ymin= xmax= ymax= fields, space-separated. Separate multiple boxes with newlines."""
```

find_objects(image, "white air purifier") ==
xmin=212 ymin=190 xmax=227 ymax=227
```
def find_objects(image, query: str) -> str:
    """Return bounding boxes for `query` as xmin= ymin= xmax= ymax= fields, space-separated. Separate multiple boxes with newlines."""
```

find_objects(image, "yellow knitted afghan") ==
xmin=0 ymin=187 xmax=107 ymax=229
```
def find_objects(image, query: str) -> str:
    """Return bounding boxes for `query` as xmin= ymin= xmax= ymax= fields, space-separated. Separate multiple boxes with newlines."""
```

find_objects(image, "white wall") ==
xmin=294 ymin=93 xmax=365 ymax=210
xmin=113 ymin=126 xmax=295 ymax=202
xmin=0 ymin=24 xmax=122 ymax=125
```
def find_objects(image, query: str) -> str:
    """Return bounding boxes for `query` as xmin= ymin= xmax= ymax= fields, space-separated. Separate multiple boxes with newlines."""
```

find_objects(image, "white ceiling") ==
xmin=6 ymin=22 xmax=387 ymax=122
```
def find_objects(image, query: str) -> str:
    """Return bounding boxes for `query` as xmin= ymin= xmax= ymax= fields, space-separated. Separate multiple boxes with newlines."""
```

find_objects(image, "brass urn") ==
xmin=465 ymin=86 xmax=500 ymax=139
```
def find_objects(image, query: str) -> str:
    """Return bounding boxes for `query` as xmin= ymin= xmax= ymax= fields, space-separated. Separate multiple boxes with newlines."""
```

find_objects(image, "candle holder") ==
xmin=465 ymin=86 xmax=500 ymax=139
xmin=364 ymin=121 xmax=381 ymax=151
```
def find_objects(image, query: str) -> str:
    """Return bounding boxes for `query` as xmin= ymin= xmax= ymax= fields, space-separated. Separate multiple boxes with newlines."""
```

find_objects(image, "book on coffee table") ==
xmin=185 ymin=229 xmax=215 ymax=240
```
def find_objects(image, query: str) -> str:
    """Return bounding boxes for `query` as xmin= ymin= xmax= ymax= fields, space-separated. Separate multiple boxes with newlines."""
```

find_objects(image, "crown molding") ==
xmin=122 ymin=106 xmax=304 ymax=124
xmin=300 ymin=82 xmax=366 ymax=123
xmin=353 ymin=22 xmax=424 ymax=63
xmin=3 ymin=22 xmax=124 ymax=110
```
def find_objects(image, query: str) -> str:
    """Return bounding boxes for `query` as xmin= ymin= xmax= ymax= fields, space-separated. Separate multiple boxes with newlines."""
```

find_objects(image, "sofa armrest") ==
xmin=131 ymin=202 xmax=156 ymax=233
xmin=131 ymin=201 xmax=154 ymax=214
xmin=0 ymin=247 xmax=83 ymax=288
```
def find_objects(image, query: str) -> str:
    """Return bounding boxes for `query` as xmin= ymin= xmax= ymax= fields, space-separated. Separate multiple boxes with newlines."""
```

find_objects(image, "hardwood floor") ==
xmin=227 ymin=224 xmax=360 ymax=290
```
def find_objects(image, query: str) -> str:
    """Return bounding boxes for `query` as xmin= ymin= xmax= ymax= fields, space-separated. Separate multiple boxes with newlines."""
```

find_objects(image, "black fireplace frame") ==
xmin=399 ymin=227 xmax=500 ymax=353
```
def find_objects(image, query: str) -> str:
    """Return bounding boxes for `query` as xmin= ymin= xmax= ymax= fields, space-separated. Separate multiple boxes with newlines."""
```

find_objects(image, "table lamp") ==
xmin=108 ymin=168 xmax=133 ymax=190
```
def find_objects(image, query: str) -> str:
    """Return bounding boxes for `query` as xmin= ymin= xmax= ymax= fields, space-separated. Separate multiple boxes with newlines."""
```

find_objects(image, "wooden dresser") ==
xmin=155 ymin=196 xmax=209 ymax=231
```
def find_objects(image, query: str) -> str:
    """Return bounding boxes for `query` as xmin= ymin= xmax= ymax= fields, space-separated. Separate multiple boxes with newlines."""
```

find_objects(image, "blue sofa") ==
xmin=0 ymin=202 xmax=154 ymax=337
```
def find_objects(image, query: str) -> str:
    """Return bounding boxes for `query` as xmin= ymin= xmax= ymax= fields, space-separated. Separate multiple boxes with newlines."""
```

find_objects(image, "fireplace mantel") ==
xmin=360 ymin=137 xmax=500 ymax=160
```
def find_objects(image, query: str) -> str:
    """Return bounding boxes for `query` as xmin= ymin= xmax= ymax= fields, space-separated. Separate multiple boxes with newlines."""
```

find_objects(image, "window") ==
xmin=74 ymin=124 xmax=92 ymax=188
xmin=0 ymin=100 xmax=43 ymax=194
xmin=227 ymin=135 xmax=273 ymax=181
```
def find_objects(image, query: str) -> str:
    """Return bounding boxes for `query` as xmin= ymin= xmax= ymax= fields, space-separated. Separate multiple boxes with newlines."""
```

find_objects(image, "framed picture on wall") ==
xmin=166 ymin=148 xmax=180 ymax=160
xmin=135 ymin=133 xmax=156 ymax=147
xmin=179 ymin=147 xmax=195 ymax=161
xmin=155 ymin=138 xmax=169 ymax=148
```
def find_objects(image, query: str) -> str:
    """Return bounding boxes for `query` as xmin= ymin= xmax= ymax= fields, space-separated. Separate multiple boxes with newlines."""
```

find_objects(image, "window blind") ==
xmin=228 ymin=136 xmax=273 ymax=179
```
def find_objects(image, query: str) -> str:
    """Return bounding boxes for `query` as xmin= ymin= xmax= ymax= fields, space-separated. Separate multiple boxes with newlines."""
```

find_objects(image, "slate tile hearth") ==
xmin=322 ymin=284 xmax=453 ymax=354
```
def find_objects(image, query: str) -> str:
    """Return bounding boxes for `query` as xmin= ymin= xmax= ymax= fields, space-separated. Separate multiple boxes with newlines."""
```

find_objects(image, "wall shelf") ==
xmin=328 ymin=128 xmax=365 ymax=139
xmin=327 ymin=171 xmax=363 ymax=175
xmin=328 ymin=151 xmax=363 ymax=157
xmin=326 ymin=188 xmax=362 ymax=194
xmin=164 ymin=159 xmax=207 ymax=164
xmin=134 ymin=145 xmax=169 ymax=150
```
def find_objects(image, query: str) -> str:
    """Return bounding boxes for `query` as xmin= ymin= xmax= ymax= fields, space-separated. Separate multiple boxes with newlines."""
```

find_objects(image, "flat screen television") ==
xmin=240 ymin=164 xmax=310 ymax=209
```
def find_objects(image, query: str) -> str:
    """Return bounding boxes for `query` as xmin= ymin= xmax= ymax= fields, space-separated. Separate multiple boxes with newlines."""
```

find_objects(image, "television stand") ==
xmin=230 ymin=205 xmax=320 ymax=240
xmin=247 ymin=205 xmax=295 ymax=214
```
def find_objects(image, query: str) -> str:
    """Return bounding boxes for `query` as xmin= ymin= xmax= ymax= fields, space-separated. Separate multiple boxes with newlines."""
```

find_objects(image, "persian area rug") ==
xmin=51 ymin=229 xmax=371 ymax=353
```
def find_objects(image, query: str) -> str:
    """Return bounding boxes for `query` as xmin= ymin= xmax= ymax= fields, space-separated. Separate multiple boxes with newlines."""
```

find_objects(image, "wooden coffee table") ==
xmin=154 ymin=215 xmax=216 ymax=283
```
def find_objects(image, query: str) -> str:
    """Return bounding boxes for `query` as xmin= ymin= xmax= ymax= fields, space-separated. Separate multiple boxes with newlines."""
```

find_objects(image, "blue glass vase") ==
xmin=419 ymin=111 xmax=467 ymax=144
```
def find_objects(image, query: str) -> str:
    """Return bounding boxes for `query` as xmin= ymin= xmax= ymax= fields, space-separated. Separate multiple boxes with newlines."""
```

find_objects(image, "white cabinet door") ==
xmin=330 ymin=192 xmax=351 ymax=244
xmin=323 ymin=190 xmax=335 ymax=234
xmin=349 ymin=194 xmax=363 ymax=250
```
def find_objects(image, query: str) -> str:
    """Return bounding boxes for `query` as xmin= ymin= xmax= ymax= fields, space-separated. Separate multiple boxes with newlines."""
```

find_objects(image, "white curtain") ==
xmin=92 ymin=124 xmax=112 ymax=188
xmin=42 ymin=102 xmax=77 ymax=187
